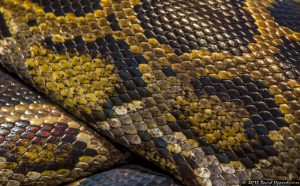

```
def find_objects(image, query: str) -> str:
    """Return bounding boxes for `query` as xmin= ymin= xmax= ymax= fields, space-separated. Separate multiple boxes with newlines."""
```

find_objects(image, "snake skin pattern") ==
xmin=0 ymin=67 xmax=129 ymax=185
xmin=0 ymin=67 xmax=179 ymax=186
xmin=0 ymin=0 xmax=299 ymax=185
xmin=69 ymin=165 xmax=181 ymax=186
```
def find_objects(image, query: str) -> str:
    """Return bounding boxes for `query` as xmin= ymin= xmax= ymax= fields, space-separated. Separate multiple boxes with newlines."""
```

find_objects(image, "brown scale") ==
xmin=0 ymin=68 xmax=128 ymax=186
xmin=0 ymin=0 xmax=299 ymax=186
xmin=133 ymin=0 xmax=259 ymax=56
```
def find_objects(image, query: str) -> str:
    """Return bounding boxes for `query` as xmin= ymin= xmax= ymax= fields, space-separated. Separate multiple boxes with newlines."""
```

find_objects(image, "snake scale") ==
xmin=0 ymin=0 xmax=299 ymax=185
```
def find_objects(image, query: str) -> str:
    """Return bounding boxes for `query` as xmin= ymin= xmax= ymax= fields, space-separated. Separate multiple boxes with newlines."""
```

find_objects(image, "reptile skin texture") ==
xmin=0 ymin=0 xmax=299 ymax=185
xmin=68 ymin=165 xmax=181 ymax=186
xmin=0 ymin=67 xmax=180 ymax=186
xmin=0 ymin=68 xmax=129 ymax=185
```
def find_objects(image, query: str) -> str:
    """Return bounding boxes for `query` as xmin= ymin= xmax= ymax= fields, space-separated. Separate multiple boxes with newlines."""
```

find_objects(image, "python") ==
xmin=0 ymin=0 xmax=299 ymax=185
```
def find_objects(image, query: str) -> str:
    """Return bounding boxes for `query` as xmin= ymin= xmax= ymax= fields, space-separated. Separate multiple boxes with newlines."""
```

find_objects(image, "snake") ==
xmin=0 ymin=0 xmax=299 ymax=185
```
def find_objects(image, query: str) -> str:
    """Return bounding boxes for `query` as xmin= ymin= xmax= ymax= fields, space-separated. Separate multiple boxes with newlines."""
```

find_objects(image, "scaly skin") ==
xmin=69 ymin=165 xmax=181 ymax=186
xmin=0 ymin=68 xmax=129 ymax=185
xmin=0 ymin=0 xmax=299 ymax=185
xmin=0 ymin=67 xmax=180 ymax=186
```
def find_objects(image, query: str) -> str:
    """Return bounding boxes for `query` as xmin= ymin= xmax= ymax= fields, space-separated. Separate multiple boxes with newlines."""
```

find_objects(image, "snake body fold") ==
xmin=0 ymin=0 xmax=299 ymax=185
xmin=0 ymin=68 xmax=127 ymax=185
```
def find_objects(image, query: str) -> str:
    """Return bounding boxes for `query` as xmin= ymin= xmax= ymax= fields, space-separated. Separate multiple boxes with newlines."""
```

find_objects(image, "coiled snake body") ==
xmin=0 ymin=0 xmax=299 ymax=185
